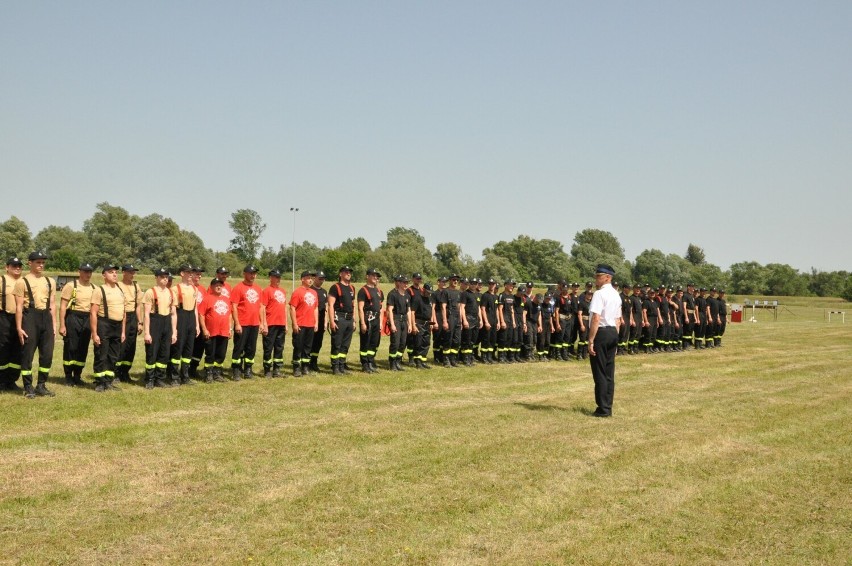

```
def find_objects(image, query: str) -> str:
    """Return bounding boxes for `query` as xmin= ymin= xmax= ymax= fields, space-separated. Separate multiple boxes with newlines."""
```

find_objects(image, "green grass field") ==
xmin=1 ymin=293 xmax=850 ymax=565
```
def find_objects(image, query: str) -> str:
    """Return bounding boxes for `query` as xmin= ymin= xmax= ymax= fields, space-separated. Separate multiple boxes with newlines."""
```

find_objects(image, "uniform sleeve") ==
xmin=91 ymin=286 xmax=103 ymax=307
xmin=61 ymin=283 xmax=73 ymax=301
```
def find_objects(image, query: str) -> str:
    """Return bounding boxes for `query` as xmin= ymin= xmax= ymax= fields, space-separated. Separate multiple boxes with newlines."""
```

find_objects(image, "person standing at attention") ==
xmin=587 ymin=264 xmax=622 ymax=418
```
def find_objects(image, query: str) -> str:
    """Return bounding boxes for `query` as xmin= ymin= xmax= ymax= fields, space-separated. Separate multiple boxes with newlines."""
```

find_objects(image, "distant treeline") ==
xmin=2 ymin=203 xmax=850 ymax=300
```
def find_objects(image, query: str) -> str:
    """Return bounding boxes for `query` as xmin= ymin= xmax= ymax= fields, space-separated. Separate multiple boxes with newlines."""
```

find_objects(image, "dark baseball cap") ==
xmin=449 ymin=273 xmax=460 ymax=280
xmin=243 ymin=265 xmax=258 ymax=273
xmin=79 ymin=263 xmax=94 ymax=272
xmin=6 ymin=257 xmax=23 ymax=267
xmin=121 ymin=264 xmax=138 ymax=272
xmin=154 ymin=268 xmax=170 ymax=277
xmin=216 ymin=266 xmax=230 ymax=274
xmin=339 ymin=265 xmax=353 ymax=273
xmin=412 ymin=272 xmax=423 ymax=279
xmin=438 ymin=276 xmax=448 ymax=282
xmin=366 ymin=268 xmax=381 ymax=277
xmin=423 ymin=283 xmax=433 ymax=291
xmin=269 ymin=269 xmax=282 ymax=277
xmin=28 ymin=251 xmax=48 ymax=261
xmin=504 ymin=279 xmax=516 ymax=285
xmin=192 ymin=266 xmax=205 ymax=273
xmin=300 ymin=270 xmax=316 ymax=278
xmin=210 ymin=278 xmax=223 ymax=287
xmin=394 ymin=274 xmax=409 ymax=282
xmin=518 ymin=285 xmax=527 ymax=293
xmin=102 ymin=264 xmax=118 ymax=273
xmin=316 ymin=270 xmax=326 ymax=279
xmin=179 ymin=264 xmax=193 ymax=272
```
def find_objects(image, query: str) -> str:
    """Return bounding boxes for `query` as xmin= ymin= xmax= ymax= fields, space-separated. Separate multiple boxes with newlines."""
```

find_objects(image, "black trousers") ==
xmin=682 ymin=317 xmax=695 ymax=345
xmin=62 ymin=311 xmax=90 ymax=377
xmin=117 ymin=311 xmax=138 ymax=375
xmin=20 ymin=309 xmax=54 ymax=388
xmin=479 ymin=317 xmax=497 ymax=355
xmin=359 ymin=316 xmax=381 ymax=364
xmin=590 ymin=327 xmax=618 ymax=415
xmin=617 ymin=318 xmax=630 ymax=349
xmin=697 ymin=315 xmax=707 ymax=346
xmin=0 ymin=312 xmax=22 ymax=385
xmin=460 ymin=317 xmax=478 ymax=356
xmin=145 ymin=314 xmax=172 ymax=382
xmin=497 ymin=323 xmax=515 ymax=355
xmin=204 ymin=335 xmax=229 ymax=367
xmin=441 ymin=315 xmax=461 ymax=356
xmin=172 ymin=310 xmax=196 ymax=368
xmin=629 ymin=321 xmax=642 ymax=349
xmin=292 ymin=326 xmax=315 ymax=366
xmin=93 ymin=318 xmax=122 ymax=381
xmin=263 ymin=324 xmax=286 ymax=369
xmin=330 ymin=313 xmax=354 ymax=364
xmin=644 ymin=318 xmax=658 ymax=349
xmin=537 ymin=322 xmax=552 ymax=356
xmin=231 ymin=325 xmax=259 ymax=370
xmin=408 ymin=319 xmax=432 ymax=362
xmin=310 ymin=312 xmax=326 ymax=363
xmin=389 ymin=316 xmax=408 ymax=360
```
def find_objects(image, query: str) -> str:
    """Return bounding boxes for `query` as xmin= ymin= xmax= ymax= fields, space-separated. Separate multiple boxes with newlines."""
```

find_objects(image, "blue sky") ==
xmin=2 ymin=1 xmax=850 ymax=272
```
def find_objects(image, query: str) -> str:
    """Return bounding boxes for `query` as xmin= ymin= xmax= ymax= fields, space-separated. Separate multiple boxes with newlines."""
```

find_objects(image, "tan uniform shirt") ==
xmin=61 ymin=280 xmax=95 ymax=313
xmin=13 ymin=274 xmax=53 ymax=310
xmin=91 ymin=284 xmax=126 ymax=322
xmin=118 ymin=281 xmax=142 ymax=314
xmin=143 ymin=287 xmax=173 ymax=317
xmin=172 ymin=283 xmax=197 ymax=312
xmin=2 ymin=274 xmax=19 ymax=314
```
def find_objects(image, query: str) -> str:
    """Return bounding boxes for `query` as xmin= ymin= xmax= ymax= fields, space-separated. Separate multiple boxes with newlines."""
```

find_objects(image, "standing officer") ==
xmin=587 ymin=264 xmax=622 ymax=417
xmin=527 ymin=293 xmax=543 ymax=361
xmin=630 ymin=284 xmax=644 ymax=355
xmin=407 ymin=275 xmax=434 ymax=369
xmin=459 ymin=277 xmax=481 ymax=366
xmin=439 ymin=274 xmax=462 ymax=367
xmin=289 ymin=270 xmax=319 ymax=377
xmin=511 ymin=284 xmax=527 ymax=362
xmin=716 ymin=290 xmax=728 ymax=346
xmin=170 ymin=264 xmax=200 ymax=385
xmin=431 ymin=277 xmax=447 ymax=365
xmin=14 ymin=251 xmax=56 ymax=399
xmin=309 ymin=270 xmax=328 ymax=373
xmin=682 ymin=283 xmax=698 ymax=350
xmin=0 ymin=257 xmax=24 ymax=391
xmin=199 ymin=278 xmax=232 ymax=382
xmin=707 ymin=288 xmax=721 ymax=348
xmin=657 ymin=285 xmax=672 ymax=352
xmin=537 ymin=289 xmax=555 ymax=360
xmin=58 ymin=262 xmax=95 ymax=386
xmin=496 ymin=279 xmax=516 ymax=363
xmin=261 ymin=269 xmax=288 ymax=377
xmin=327 ymin=266 xmax=356 ymax=375
xmin=188 ymin=266 xmax=207 ymax=378
xmin=576 ymin=285 xmax=594 ymax=360
xmin=478 ymin=278 xmax=499 ymax=364
xmin=230 ymin=264 xmax=265 ymax=380
xmin=386 ymin=274 xmax=413 ymax=371
xmin=90 ymin=264 xmax=126 ymax=392
xmin=670 ymin=287 xmax=684 ymax=351
xmin=552 ymin=283 xmax=573 ymax=361
xmin=357 ymin=268 xmax=383 ymax=373
xmin=617 ymin=282 xmax=633 ymax=355
xmin=642 ymin=288 xmax=661 ymax=353
xmin=142 ymin=268 xmax=177 ymax=389
xmin=695 ymin=287 xmax=709 ymax=349
xmin=116 ymin=264 xmax=142 ymax=382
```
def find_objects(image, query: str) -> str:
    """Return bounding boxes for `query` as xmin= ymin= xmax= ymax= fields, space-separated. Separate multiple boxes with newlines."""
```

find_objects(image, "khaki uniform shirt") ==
xmin=118 ymin=281 xmax=142 ymax=314
xmin=172 ymin=283 xmax=197 ymax=312
xmin=143 ymin=287 xmax=173 ymax=317
xmin=91 ymin=284 xmax=126 ymax=322
xmin=2 ymin=274 xmax=20 ymax=314
xmin=13 ymin=274 xmax=53 ymax=310
xmin=61 ymin=280 xmax=95 ymax=313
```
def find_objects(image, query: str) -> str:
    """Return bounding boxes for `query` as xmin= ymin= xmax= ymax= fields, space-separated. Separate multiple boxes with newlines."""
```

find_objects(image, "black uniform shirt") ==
xmin=659 ymin=296 xmax=671 ymax=318
xmin=499 ymin=292 xmax=515 ymax=325
xmin=461 ymin=289 xmax=479 ymax=322
xmin=577 ymin=295 xmax=592 ymax=318
xmin=643 ymin=298 xmax=659 ymax=318
xmin=386 ymin=288 xmax=410 ymax=317
xmin=683 ymin=292 xmax=696 ymax=319
xmin=708 ymin=297 xmax=720 ymax=318
xmin=329 ymin=282 xmax=355 ymax=314
xmin=408 ymin=287 xmax=432 ymax=321
xmin=695 ymin=295 xmax=708 ymax=318
xmin=358 ymin=286 xmax=383 ymax=314
xmin=631 ymin=295 xmax=644 ymax=318
xmin=312 ymin=285 xmax=328 ymax=318
xmin=480 ymin=291 xmax=498 ymax=322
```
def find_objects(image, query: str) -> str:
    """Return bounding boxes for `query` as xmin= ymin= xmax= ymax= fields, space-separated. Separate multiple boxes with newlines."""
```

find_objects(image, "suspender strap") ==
xmin=24 ymin=278 xmax=34 ymax=309
xmin=134 ymin=282 xmax=140 ymax=311
xmin=101 ymin=287 xmax=108 ymax=320
xmin=1 ymin=277 xmax=5 ymax=311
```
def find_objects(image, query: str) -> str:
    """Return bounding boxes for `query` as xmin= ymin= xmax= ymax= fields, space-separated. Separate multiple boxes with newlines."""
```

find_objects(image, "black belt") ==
xmin=335 ymin=312 xmax=353 ymax=320
xmin=393 ymin=314 xmax=406 ymax=320
xmin=68 ymin=310 xmax=89 ymax=317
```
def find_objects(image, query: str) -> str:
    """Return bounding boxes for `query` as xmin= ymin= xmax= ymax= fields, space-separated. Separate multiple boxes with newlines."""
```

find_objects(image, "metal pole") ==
xmin=290 ymin=207 xmax=299 ymax=292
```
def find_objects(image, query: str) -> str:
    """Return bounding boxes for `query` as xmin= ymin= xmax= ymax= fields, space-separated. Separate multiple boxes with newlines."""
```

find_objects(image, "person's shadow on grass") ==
xmin=514 ymin=402 xmax=592 ymax=415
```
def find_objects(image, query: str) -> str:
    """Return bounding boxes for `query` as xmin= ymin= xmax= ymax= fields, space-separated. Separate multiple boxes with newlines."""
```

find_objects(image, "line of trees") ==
xmin=1 ymin=204 xmax=850 ymax=300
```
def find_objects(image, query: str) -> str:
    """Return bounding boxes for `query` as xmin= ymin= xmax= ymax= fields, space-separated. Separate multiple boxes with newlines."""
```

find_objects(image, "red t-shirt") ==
xmin=230 ymin=281 xmax=262 ymax=325
xmin=199 ymin=294 xmax=232 ymax=337
xmin=289 ymin=286 xmax=318 ymax=327
xmin=262 ymin=285 xmax=288 ymax=326
xmin=195 ymin=284 xmax=206 ymax=308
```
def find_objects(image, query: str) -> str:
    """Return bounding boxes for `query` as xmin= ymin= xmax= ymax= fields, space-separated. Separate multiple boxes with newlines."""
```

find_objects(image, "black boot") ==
xmin=361 ymin=362 xmax=372 ymax=374
xmin=293 ymin=363 xmax=302 ymax=377
xmin=232 ymin=365 xmax=242 ymax=382
xmin=35 ymin=382 xmax=55 ymax=397
xmin=369 ymin=360 xmax=380 ymax=373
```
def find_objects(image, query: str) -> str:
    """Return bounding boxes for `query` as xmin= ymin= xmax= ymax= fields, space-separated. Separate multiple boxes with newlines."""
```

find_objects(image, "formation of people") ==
xmin=0 ymin=253 xmax=729 ymax=398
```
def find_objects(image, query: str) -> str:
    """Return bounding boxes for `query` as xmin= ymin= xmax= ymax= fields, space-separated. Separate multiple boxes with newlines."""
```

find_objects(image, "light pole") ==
xmin=290 ymin=207 xmax=299 ymax=292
